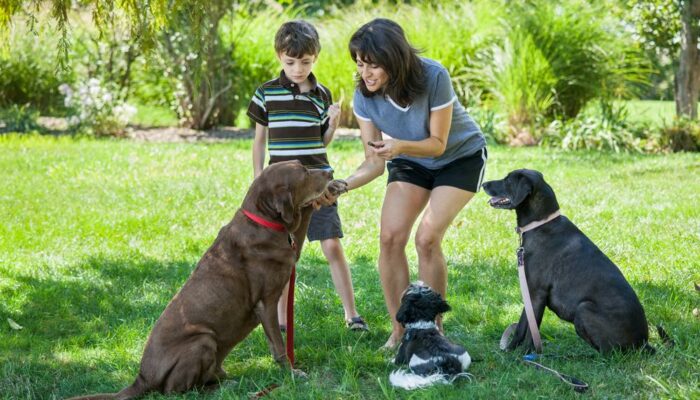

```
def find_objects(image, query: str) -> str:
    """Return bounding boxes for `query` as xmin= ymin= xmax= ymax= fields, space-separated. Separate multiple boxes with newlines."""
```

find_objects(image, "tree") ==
xmin=626 ymin=0 xmax=700 ymax=119
xmin=1 ymin=0 xmax=242 ymax=129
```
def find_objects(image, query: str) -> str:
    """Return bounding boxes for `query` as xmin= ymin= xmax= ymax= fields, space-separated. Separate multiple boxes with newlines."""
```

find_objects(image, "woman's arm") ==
xmin=373 ymin=103 xmax=453 ymax=160
xmin=252 ymin=123 xmax=268 ymax=178
xmin=343 ymin=118 xmax=387 ymax=191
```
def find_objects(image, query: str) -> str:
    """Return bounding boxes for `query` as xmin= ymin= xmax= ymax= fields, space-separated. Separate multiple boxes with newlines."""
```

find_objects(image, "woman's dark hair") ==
xmin=349 ymin=18 xmax=426 ymax=107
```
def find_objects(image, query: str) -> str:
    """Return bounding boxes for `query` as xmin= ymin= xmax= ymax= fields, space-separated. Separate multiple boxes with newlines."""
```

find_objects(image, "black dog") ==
xmin=389 ymin=282 xmax=471 ymax=390
xmin=482 ymin=169 xmax=653 ymax=353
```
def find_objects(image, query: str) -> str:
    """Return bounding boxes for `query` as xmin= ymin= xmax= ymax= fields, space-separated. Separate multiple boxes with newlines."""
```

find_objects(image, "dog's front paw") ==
xmin=326 ymin=179 xmax=348 ymax=196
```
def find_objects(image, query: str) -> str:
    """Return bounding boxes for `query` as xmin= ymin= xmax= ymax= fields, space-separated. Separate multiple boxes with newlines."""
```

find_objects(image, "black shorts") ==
xmin=307 ymin=203 xmax=344 ymax=242
xmin=387 ymin=147 xmax=487 ymax=192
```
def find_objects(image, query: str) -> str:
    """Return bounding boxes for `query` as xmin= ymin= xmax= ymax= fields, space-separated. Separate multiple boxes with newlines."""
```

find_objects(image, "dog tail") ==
xmin=656 ymin=325 xmax=675 ymax=347
xmin=642 ymin=325 xmax=675 ymax=354
xmin=389 ymin=369 xmax=448 ymax=390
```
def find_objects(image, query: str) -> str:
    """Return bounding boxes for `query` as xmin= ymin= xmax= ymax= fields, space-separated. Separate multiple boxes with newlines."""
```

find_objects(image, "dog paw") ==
xmin=326 ymin=179 xmax=348 ymax=196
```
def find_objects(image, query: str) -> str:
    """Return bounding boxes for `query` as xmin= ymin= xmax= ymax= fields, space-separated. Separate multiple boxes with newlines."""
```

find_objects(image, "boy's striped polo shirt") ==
xmin=247 ymin=71 xmax=333 ymax=171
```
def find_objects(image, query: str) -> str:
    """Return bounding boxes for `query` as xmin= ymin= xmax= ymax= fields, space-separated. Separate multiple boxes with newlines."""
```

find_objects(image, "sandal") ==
xmin=346 ymin=316 xmax=369 ymax=331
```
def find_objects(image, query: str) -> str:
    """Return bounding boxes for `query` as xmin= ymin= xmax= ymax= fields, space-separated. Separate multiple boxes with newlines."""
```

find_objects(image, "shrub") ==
xmin=508 ymin=0 xmax=650 ymax=119
xmin=0 ymin=24 xmax=74 ymax=114
xmin=59 ymin=79 xmax=136 ymax=137
xmin=542 ymin=101 xmax=650 ymax=153
xmin=659 ymin=117 xmax=700 ymax=152
xmin=0 ymin=104 xmax=41 ymax=133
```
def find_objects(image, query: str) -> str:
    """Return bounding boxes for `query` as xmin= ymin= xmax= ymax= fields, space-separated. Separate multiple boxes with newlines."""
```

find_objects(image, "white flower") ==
xmin=58 ymin=83 xmax=72 ymax=95
xmin=68 ymin=116 xmax=81 ymax=125
xmin=102 ymin=93 xmax=113 ymax=103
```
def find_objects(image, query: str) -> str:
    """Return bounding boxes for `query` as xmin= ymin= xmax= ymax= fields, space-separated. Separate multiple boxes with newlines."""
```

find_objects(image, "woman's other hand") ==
xmin=369 ymin=139 xmax=402 ymax=160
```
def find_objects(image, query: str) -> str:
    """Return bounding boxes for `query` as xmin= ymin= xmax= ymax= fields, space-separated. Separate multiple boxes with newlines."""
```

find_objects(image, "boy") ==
xmin=246 ymin=20 xmax=368 ymax=332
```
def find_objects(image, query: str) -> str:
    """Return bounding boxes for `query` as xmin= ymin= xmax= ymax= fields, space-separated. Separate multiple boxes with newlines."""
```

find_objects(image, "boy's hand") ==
xmin=328 ymin=102 xmax=341 ymax=130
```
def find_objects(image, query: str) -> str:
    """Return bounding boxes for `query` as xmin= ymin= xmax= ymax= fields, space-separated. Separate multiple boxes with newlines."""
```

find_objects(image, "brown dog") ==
xmin=68 ymin=160 xmax=337 ymax=399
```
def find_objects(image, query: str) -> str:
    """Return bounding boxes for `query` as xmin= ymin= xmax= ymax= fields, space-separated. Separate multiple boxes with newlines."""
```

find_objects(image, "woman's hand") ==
xmin=369 ymin=139 xmax=402 ymax=160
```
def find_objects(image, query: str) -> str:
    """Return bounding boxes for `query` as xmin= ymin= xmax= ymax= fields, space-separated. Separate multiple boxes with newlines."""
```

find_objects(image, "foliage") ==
xmin=68 ymin=9 xmax=143 ymax=103
xmin=469 ymin=31 xmax=556 ymax=142
xmin=146 ymin=1 xmax=240 ymax=129
xmin=624 ymin=0 xmax=683 ymax=57
xmin=59 ymin=79 xmax=137 ymax=136
xmin=0 ymin=24 xmax=73 ymax=114
xmin=506 ymin=0 xmax=650 ymax=119
xmin=542 ymin=101 xmax=653 ymax=152
xmin=658 ymin=116 xmax=700 ymax=151
xmin=0 ymin=103 xmax=41 ymax=132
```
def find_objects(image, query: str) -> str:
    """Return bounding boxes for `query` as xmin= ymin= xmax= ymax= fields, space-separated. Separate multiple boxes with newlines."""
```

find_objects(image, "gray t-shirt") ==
xmin=352 ymin=57 xmax=485 ymax=169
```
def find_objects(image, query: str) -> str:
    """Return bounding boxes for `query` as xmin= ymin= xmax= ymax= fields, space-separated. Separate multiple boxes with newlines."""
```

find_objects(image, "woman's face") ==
xmin=356 ymin=57 xmax=389 ymax=92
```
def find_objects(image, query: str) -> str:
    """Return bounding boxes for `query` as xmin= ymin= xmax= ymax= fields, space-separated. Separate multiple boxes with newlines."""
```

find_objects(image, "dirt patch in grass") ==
xmin=27 ymin=117 xmax=361 ymax=142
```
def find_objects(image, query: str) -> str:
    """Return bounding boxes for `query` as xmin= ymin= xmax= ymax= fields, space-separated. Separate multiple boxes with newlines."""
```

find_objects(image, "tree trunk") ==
xmin=676 ymin=0 xmax=700 ymax=118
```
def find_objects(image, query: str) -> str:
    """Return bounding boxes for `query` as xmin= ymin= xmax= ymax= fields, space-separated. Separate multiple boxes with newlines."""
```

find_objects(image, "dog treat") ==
xmin=367 ymin=141 xmax=380 ymax=148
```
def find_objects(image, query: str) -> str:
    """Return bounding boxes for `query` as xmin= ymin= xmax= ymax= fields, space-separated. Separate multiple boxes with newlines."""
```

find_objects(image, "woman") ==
xmin=331 ymin=18 xmax=487 ymax=348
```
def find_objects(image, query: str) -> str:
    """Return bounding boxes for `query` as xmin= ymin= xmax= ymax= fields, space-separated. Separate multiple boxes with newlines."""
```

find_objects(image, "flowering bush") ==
xmin=59 ymin=79 xmax=136 ymax=137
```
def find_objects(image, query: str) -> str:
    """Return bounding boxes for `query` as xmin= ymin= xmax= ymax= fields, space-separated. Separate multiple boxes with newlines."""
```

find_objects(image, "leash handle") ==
xmin=517 ymin=246 xmax=543 ymax=353
xmin=524 ymin=359 xmax=589 ymax=393
xmin=286 ymin=265 xmax=296 ymax=367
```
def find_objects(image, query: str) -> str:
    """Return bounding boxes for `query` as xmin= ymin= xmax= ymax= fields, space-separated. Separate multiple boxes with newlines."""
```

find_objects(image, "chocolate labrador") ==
xmin=482 ymin=169 xmax=652 ymax=353
xmin=68 ymin=160 xmax=341 ymax=399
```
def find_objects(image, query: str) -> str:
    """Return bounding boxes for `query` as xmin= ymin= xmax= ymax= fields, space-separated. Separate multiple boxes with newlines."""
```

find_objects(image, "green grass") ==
xmin=620 ymin=100 xmax=700 ymax=126
xmin=129 ymin=101 xmax=179 ymax=128
xmin=0 ymin=135 xmax=698 ymax=399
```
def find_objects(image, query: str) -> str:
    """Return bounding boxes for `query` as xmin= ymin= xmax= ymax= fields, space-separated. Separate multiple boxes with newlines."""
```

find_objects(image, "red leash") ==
xmin=242 ymin=209 xmax=296 ymax=367
xmin=286 ymin=265 xmax=295 ymax=367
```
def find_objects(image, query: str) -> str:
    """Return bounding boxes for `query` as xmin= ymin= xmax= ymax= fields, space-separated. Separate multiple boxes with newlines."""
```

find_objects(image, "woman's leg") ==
xmin=415 ymin=186 xmax=476 ymax=331
xmin=320 ymin=238 xmax=359 ymax=321
xmin=379 ymin=182 xmax=430 ymax=348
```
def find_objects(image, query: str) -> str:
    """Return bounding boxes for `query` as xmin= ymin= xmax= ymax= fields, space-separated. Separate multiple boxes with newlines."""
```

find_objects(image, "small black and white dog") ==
xmin=389 ymin=282 xmax=471 ymax=390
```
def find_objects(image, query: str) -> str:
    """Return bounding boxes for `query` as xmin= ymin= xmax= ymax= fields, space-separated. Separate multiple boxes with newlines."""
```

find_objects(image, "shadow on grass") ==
xmin=1 ymin=254 xmax=304 ymax=398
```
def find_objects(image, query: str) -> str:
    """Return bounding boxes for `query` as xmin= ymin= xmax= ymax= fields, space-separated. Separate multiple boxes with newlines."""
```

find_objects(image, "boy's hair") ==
xmin=275 ymin=20 xmax=321 ymax=58
xmin=349 ymin=18 xmax=426 ymax=107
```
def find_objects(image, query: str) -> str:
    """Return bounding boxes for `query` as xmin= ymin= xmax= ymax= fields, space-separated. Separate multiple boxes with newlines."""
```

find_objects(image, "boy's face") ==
xmin=278 ymin=52 xmax=317 ymax=85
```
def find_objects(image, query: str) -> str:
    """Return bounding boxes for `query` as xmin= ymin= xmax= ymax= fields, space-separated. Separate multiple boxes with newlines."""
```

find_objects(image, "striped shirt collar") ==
xmin=279 ymin=70 xmax=320 ymax=95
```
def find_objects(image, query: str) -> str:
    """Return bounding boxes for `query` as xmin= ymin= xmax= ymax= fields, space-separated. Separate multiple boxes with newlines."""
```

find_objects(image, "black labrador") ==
xmin=482 ymin=169 xmax=653 ymax=353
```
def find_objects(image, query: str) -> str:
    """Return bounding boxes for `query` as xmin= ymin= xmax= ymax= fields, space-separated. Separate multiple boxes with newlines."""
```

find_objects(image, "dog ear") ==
xmin=273 ymin=189 xmax=296 ymax=226
xmin=437 ymin=299 xmax=451 ymax=314
xmin=510 ymin=174 xmax=533 ymax=207
xmin=395 ymin=296 xmax=413 ymax=325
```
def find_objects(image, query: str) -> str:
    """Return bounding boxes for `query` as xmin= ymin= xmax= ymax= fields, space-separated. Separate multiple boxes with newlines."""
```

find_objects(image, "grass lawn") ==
xmin=620 ymin=100 xmax=700 ymax=126
xmin=1 ymin=135 xmax=698 ymax=399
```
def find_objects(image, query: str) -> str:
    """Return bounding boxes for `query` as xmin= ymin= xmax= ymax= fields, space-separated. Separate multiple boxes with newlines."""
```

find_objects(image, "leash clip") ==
xmin=516 ymin=247 xmax=524 ymax=267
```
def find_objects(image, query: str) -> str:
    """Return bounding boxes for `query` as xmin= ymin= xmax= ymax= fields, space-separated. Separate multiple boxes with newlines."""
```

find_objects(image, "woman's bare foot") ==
xmin=382 ymin=334 xmax=402 ymax=350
